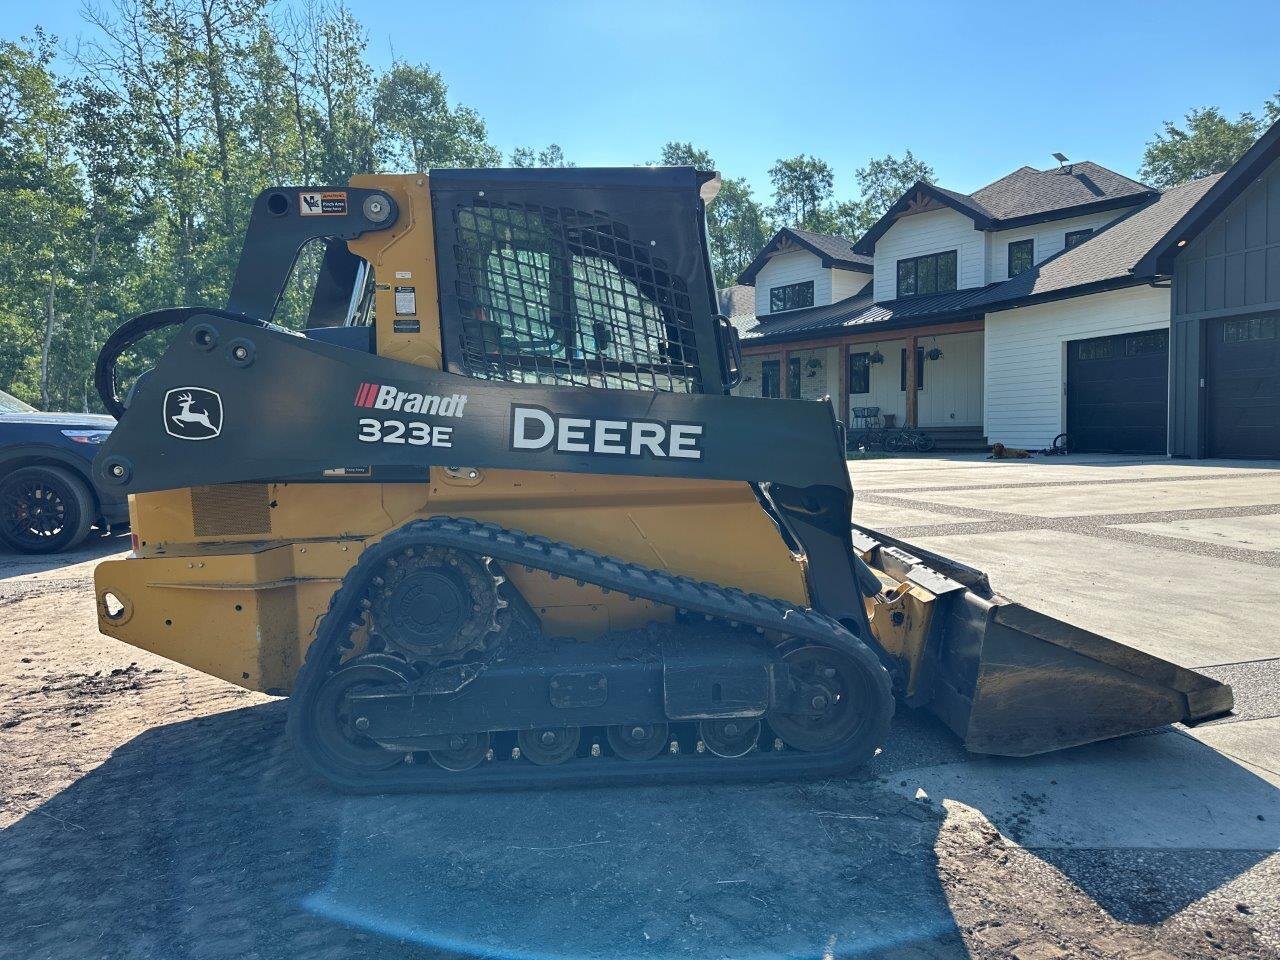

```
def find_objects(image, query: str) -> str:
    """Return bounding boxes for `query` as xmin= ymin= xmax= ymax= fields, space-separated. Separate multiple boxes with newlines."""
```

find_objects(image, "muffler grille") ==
xmin=191 ymin=484 xmax=272 ymax=537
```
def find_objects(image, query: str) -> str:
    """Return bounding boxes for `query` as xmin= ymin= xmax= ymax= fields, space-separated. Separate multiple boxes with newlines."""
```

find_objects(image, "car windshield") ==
xmin=0 ymin=389 xmax=37 ymax=414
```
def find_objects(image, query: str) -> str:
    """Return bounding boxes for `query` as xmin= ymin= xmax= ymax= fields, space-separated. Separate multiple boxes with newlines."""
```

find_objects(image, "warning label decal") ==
xmin=299 ymin=191 xmax=347 ymax=216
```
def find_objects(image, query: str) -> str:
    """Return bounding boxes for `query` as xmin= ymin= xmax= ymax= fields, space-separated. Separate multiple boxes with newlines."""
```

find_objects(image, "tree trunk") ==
xmin=41 ymin=268 xmax=57 ymax=410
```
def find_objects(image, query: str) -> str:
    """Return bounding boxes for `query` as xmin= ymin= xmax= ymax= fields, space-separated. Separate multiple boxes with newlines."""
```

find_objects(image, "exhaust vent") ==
xmin=191 ymin=484 xmax=272 ymax=538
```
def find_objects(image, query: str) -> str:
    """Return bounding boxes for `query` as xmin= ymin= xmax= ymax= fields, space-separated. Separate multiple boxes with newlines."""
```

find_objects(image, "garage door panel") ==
xmin=1067 ymin=331 xmax=1168 ymax=455
xmin=1208 ymin=314 xmax=1279 ymax=458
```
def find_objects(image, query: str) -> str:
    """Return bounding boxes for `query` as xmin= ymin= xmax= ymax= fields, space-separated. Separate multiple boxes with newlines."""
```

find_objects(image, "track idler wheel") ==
xmin=517 ymin=727 xmax=581 ymax=766
xmin=429 ymin=732 xmax=490 ymax=771
xmin=606 ymin=722 xmax=668 ymax=761
xmin=768 ymin=641 xmax=893 ymax=758
xmin=699 ymin=718 xmax=761 ymax=758
xmin=311 ymin=656 xmax=414 ymax=773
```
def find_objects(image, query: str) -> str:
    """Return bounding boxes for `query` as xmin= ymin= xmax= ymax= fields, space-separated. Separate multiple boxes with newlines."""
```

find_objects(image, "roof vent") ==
xmin=1052 ymin=152 xmax=1073 ymax=173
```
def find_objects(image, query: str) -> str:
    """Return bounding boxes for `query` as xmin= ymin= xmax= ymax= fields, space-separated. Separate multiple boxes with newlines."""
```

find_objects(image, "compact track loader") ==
xmin=91 ymin=168 xmax=1233 ymax=790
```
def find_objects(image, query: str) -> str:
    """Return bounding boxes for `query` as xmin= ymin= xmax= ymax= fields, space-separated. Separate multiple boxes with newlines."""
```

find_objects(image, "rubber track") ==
xmin=287 ymin=516 xmax=894 ymax=792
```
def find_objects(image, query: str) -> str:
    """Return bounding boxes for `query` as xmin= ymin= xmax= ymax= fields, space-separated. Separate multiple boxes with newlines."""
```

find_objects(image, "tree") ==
xmin=510 ymin=143 xmax=570 ymax=167
xmin=659 ymin=141 xmax=768 ymax=283
xmin=375 ymin=61 xmax=500 ymax=172
xmin=1140 ymin=95 xmax=1280 ymax=188
xmin=766 ymin=154 xmax=833 ymax=229
xmin=0 ymin=32 xmax=86 ymax=408
xmin=844 ymin=150 xmax=934 ymax=235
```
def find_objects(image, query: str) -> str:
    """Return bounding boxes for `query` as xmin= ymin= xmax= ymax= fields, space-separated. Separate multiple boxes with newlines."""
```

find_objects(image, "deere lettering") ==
xmin=510 ymin=405 xmax=704 ymax=460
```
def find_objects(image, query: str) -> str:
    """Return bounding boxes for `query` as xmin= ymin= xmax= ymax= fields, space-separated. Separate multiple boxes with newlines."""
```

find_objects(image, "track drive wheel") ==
xmin=767 ymin=639 xmax=893 ymax=763
xmin=369 ymin=546 xmax=509 ymax=667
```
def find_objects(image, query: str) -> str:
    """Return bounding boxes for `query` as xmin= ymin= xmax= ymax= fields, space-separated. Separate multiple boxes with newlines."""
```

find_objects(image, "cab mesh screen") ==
xmin=448 ymin=201 xmax=702 ymax=392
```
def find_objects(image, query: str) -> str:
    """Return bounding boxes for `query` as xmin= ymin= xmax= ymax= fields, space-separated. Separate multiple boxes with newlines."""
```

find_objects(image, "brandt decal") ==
xmin=164 ymin=387 xmax=223 ymax=441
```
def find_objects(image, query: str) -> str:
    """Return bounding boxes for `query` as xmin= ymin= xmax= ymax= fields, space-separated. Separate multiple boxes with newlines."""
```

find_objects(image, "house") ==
xmin=1136 ymin=118 xmax=1280 ymax=460
xmin=728 ymin=158 xmax=1217 ymax=454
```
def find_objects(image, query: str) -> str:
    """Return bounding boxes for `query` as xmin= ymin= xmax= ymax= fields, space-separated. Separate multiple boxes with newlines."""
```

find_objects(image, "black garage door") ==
xmin=1207 ymin=314 xmax=1280 ymax=459
xmin=1066 ymin=330 xmax=1168 ymax=454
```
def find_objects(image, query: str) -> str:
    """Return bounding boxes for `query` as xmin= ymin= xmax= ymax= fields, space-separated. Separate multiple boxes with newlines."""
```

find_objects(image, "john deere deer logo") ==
xmin=163 ymin=387 xmax=223 ymax=441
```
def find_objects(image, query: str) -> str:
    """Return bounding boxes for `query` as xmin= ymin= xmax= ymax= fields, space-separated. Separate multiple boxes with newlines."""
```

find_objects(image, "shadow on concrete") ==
xmin=0 ymin=530 xmax=130 ymax=581
xmin=1 ymin=702 xmax=1276 ymax=959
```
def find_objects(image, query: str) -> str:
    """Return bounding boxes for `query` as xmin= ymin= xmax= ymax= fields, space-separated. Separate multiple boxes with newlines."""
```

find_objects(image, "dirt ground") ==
xmin=2 ymin=457 xmax=1279 ymax=959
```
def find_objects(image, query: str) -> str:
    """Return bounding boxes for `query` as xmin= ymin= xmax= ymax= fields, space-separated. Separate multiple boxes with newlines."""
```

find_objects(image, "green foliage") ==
xmin=510 ymin=143 xmax=571 ymax=167
xmin=766 ymin=154 xmax=834 ymax=230
xmin=1140 ymin=94 xmax=1280 ymax=187
xmin=0 ymin=2 xmax=502 ymax=411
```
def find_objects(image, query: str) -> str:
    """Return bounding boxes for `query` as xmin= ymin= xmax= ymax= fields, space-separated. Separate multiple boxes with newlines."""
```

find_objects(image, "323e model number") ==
xmin=356 ymin=418 xmax=453 ymax=447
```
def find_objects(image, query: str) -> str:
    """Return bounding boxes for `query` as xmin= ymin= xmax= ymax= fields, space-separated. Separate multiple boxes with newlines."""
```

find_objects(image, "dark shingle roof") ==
xmin=853 ymin=162 xmax=1155 ymax=255
xmin=972 ymin=174 xmax=1222 ymax=311
xmin=737 ymin=226 xmax=872 ymax=283
xmin=717 ymin=284 xmax=755 ymax=317
xmin=971 ymin=162 xmax=1154 ymax=222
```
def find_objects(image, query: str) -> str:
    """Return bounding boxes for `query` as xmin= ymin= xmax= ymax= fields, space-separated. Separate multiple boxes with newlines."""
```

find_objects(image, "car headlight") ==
xmin=61 ymin=429 xmax=112 ymax=445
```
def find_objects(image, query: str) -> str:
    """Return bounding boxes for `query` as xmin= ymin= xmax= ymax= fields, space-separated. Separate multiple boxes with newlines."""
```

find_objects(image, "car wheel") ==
xmin=0 ymin=465 xmax=96 ymax=554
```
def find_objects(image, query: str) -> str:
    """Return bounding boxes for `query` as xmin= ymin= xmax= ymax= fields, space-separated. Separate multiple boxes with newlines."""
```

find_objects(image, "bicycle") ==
xmin=885 ymin=429 xmax=936 ymax=453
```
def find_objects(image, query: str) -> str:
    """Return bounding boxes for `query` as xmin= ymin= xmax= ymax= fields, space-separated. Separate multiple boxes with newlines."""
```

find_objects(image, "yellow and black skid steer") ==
xmin=90 ymin=168 xmax=1232 ymax=790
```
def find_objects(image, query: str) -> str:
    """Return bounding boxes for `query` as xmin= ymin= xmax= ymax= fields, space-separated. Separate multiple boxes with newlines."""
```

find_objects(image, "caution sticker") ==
xmin=395 ymin=285 xmax=417 ymax=316
xmin=298 ymin=191 xmax=347 ymax=216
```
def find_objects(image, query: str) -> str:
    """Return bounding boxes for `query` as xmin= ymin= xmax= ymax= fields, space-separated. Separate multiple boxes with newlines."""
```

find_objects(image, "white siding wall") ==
xmin=754 ymin=250 xmax=830 ymax=316
xmin=831 ymin=268 xmax=872 ymax=302
xmin=984 ymin=210 xmax=1128 ymax=285
xmin=917 ymin=330 xmax=984 ymax=427
xmin=844 ymin=331 xmax=984 ymax=430
xmin=873 ymin=208 xmax=986 ymax=302
xmin=733 ymin=348 xmax=839 ymax=405
xmin=846 ymin=340 xmax=907 ymax=427
xmin=984 ymin=285 xmax=1170 ymax=448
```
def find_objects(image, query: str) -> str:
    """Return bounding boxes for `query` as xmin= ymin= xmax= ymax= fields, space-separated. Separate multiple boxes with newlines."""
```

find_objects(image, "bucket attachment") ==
xmin=853 ymin=525 xmax=1234 ymax=757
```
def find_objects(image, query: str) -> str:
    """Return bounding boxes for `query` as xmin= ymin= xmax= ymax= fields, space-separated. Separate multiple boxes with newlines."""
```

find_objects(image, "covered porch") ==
xmin=736 ymin=320 xmax=987 ymax=449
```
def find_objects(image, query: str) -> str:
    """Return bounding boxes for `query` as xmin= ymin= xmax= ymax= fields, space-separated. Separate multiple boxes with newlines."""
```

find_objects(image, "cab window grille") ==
xmin=450 ymin=201 xmax=702 ymax=392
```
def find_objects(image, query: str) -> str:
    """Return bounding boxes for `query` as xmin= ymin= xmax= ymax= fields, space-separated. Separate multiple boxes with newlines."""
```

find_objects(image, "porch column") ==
xmin=836 ymin=342 xmax=850 ymax=424
xmin=780 ymin=347 xmax=792 ymax=398
xmin=905 ymin=334 xmax=919 ymax=428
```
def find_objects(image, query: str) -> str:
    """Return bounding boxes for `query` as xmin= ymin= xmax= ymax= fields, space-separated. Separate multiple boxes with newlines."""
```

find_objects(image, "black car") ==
xmin=0 ymin=389 xmax=128 ymax=553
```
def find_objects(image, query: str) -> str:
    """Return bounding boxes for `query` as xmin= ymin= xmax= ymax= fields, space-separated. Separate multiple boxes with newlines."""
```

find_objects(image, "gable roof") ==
xmin=737 ymin=226 xmax=872 ymax=284
xmin=1135 ymin=119 xmax=1280 ymax=276
xmin=971 ymin=161 xmax=1154 ymax=223
xmin=852 ymin=181 xmax=995 ymax=254
xmin=970 ymin=174 xmax=1222 ymax=313
xmin=852 ymin=162 xmax=1156 ymax=256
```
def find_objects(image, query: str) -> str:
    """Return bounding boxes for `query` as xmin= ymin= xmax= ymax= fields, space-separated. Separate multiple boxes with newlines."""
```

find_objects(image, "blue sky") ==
xmin=9 ymin=0 xmax=1280 ymax=203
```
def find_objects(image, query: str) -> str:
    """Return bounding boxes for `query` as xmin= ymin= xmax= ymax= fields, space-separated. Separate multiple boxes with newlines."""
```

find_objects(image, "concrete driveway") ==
xmin=851 ymin=453 xmax=1280 ymax=954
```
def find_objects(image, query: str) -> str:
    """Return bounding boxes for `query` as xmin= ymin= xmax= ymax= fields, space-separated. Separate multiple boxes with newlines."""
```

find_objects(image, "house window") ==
xmin=769 ymin=280 xmax=814 ymax=313
xmin=1064 ymin=228 xmax=1092 ymax=250
xmin=1223 ymin=316 xmax=1278 ymax=342
xmin=760 ymin=359 xmax=781 ymax=398
xmin=1008 ymin=239 xmax=1034 ymax=277
xmin=788 ymin=356 xmax=802 ymax=398
xmin=900 ymin=347 xmax=925 ymax=391
xmin=848 ymin=352 xmax=870 ymax=394
xmin=896 ymin=251 xmax=957 ymax=298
